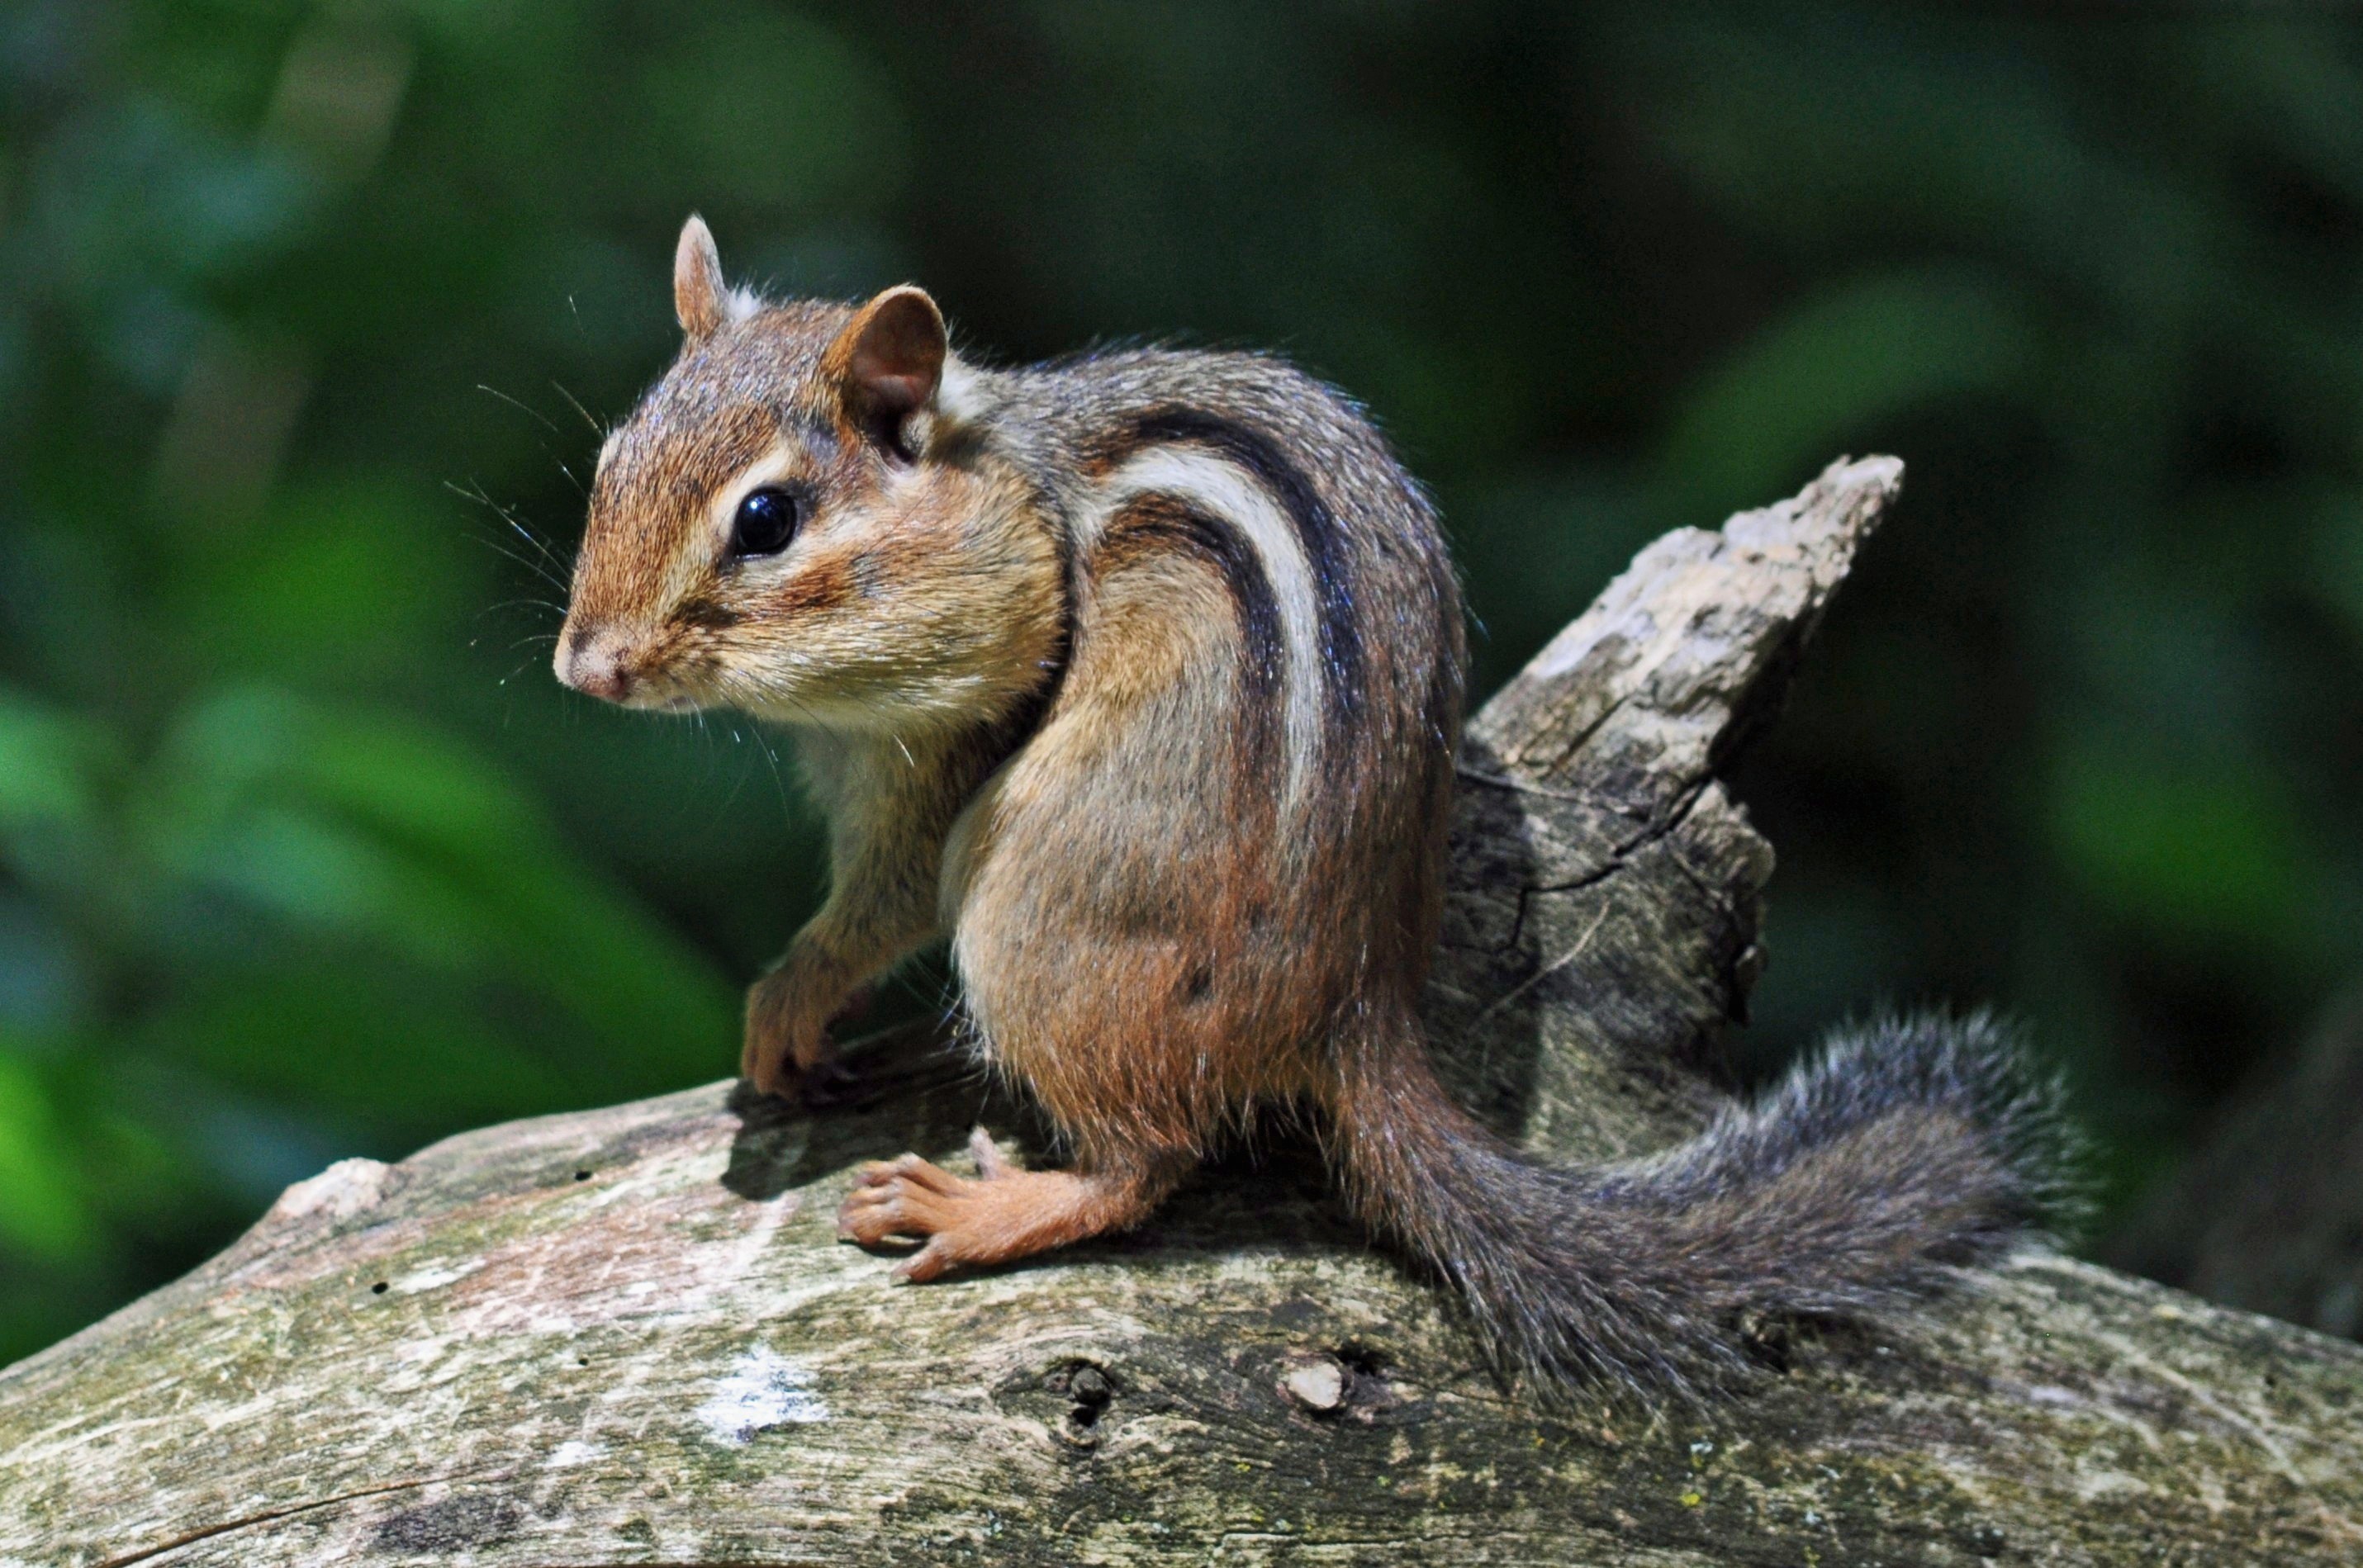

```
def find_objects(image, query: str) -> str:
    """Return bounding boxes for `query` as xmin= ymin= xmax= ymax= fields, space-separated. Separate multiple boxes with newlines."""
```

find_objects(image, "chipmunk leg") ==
xmin=837 ymin=1129 xmax=1187 ymax=1281
xmin=743 ymin=734 xmax=980 ymax=1101
xmin=743 ymin=910 xmax=913 ymax=1100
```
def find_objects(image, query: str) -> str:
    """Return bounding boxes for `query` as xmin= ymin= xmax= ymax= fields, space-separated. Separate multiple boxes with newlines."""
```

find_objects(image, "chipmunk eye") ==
xmin=729 ymin=486 xmax=801 ymax=559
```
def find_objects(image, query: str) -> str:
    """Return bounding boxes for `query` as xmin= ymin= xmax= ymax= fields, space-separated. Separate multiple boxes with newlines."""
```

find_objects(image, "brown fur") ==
xmin=557 ymin=220 xmax=2071 ymax=1396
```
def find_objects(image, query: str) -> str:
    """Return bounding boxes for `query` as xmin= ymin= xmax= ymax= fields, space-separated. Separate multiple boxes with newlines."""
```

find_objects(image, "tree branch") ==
xmin=6 ymin=457 xmax=2358 ymax=1566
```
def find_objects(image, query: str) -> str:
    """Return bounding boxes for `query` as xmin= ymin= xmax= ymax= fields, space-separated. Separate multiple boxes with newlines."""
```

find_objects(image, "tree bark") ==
xmin=4 ymin=457 xmax=2358 ymax=1566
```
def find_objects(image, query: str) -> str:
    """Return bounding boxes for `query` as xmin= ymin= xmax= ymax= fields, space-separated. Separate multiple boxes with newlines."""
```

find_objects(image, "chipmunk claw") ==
xmin=892 ymin=1241 xmax=953 ymax=1284
xmin=743 ymin=973 xmax=869 ymax=1104
xmin=737 ymin=1026 xmax=816 ymax=1104
xmin=966 ymin=1125 xmax=1011 ymax=1178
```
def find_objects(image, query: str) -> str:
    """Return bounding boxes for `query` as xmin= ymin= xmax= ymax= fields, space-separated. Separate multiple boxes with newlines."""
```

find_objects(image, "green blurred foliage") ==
xmin=2 ymin=2 xmax=2360 ymax=1362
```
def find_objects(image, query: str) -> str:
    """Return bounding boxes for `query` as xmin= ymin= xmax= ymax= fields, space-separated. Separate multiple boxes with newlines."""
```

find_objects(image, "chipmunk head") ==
xmin=554 ymin=216 xmax=1059 ymax=730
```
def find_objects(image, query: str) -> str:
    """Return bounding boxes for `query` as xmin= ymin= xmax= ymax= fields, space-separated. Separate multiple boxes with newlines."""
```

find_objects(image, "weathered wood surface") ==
xmin=4 ymin=457 xmax=2360 ymax=1566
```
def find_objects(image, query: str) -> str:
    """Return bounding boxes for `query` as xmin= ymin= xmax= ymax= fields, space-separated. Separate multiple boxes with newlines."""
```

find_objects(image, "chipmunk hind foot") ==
xmin=837 ymin=1131 xmax=1187 ymax=1282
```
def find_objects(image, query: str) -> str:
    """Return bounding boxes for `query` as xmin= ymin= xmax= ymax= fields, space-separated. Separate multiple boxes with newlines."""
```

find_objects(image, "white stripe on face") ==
xmin=686 ymin=442 xmax=800 ymax=590
xmin=1089 ymin=445 xmax=1322 ymax=803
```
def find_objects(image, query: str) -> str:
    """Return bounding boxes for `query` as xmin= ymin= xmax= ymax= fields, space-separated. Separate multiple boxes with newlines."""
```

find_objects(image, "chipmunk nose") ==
xmin=556 ymin=623 xmax=635 ymax=702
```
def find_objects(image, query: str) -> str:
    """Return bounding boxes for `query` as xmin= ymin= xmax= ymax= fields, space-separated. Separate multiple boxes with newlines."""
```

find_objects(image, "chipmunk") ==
xmin=554 ymin=216 xmax=2068 ymax=1393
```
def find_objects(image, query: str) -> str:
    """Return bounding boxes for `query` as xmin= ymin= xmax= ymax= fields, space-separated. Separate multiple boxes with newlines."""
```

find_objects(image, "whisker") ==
xmin=477 ymin=597 xmax=568 ymax=621
xmin=446 ymin=478 xmax=571 ymax=576
xmin=747 ymin=721 xmax=796 ymax=818
xmin=496 ymin=651 xmax=546 ymax=688
xmin=464 ymin=393 xmax=595 ymax=503
xmin=475 ymin=382 xmax=564 ymax=438
xmin=458 ymin=530 xmax=570 ymax=594
xmin=552 ymin=381 xmax=604 ymax=436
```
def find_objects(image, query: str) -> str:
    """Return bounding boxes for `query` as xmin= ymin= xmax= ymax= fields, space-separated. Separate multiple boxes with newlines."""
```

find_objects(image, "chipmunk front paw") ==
xmin=741 ymin=971 xmax=871 ymax=1101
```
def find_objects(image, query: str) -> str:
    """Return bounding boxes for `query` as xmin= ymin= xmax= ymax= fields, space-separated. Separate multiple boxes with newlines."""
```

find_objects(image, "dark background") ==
xmin=4 ymin=2 xmax=2360 ymax=1365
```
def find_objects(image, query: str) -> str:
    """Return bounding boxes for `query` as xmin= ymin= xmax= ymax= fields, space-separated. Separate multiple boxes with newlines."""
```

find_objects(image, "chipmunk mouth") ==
xmin=612 ymin=681 xmax=705 ymax=714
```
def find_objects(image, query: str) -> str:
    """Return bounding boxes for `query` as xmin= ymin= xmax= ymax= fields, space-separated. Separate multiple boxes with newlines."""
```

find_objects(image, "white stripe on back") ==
xmin=1084 ymin=444 xmax=1322 ymax=804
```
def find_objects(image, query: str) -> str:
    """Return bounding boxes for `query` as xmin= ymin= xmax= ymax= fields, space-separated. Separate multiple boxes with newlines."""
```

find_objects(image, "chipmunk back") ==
xmin=555 ymin=217 xmax=2071 ymax=1395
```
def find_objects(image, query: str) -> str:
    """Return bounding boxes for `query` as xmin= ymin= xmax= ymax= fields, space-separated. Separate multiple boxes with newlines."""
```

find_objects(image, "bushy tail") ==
xmin=1330 ymin=1011 xmax=2078 ymax=1396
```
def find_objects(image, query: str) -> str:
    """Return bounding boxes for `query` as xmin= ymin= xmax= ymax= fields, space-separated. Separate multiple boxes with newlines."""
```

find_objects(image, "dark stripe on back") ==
xmin=1098 ymin=492 xmax=1284 ymax=784
xmin=1119 ymin=407 xmax=1364 ymax=736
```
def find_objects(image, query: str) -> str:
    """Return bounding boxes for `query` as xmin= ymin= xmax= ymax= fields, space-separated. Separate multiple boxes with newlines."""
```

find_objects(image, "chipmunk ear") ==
xmin=673 ymin=215 xmax=731 ymax=339
xmin=824 ymin=285 xmax=946 ymax=444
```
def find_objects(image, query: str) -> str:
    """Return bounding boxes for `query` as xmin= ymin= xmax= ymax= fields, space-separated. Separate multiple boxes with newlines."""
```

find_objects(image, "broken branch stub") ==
xmin=1427 ymin=456 xmax=1896 ymax=1159
xmin=4 ymin=456 xmax=2359 ymax=1567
